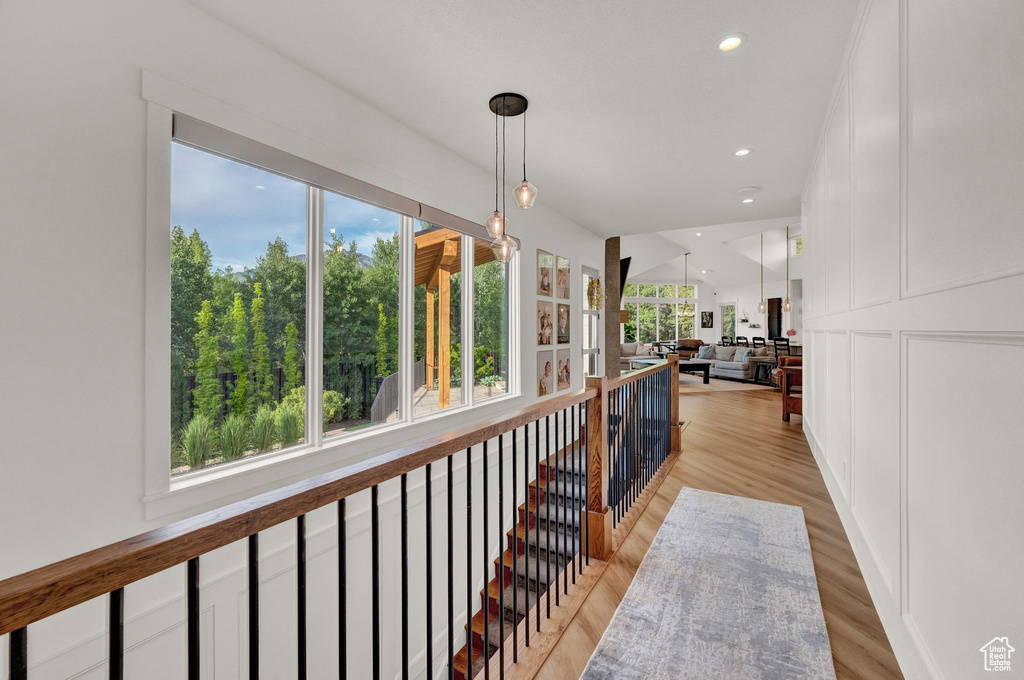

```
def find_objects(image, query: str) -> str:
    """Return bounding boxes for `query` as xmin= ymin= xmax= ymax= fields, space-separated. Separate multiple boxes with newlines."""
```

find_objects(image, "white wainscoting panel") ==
xmin=850 ymin=0 xmax=899 ymax=310
xmin=903 ymin=333 xmax=1024 ymax=679
xmin=825 ymin=81 xmax=851 ymax=316
xmin=851 ymin=332 xmax=899 ymax=598
xmin=903 ymin=0 xmax=1024 ymax=297
xmin=825 ymin=331 xmax=851 ymax=496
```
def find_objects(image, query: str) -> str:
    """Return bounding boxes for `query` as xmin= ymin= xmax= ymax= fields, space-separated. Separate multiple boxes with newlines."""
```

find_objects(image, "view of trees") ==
xmin=170 ymin=223 xmax=508 ymax=474
xmin=621 ymin=283 xmax=698 ymax=344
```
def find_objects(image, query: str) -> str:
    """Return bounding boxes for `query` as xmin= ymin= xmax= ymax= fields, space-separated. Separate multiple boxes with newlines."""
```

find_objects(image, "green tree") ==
xmin=230 ymin=293 xmax=250 ymax=415
xmin=249 ymin=238 xmax=306 ymax=364
xmin=323 ymin=234 xmax=372 ymax=360
xmin=170 ymin=227 xmax=213 ymax=363
xmin=170 ymin=349 xmax=191 ymax=434
xmin=366 ymin=234 xmax=400 ymax=371
xmin=193 ymin=300 xmax=222 ymax=422
xmin=474 ymin=259 xmax=508 ymax=380
xmin=375 ymin=303 xmax=389 ymax=379
xmin=284 ymin=321 xmax=301 ymax=392
xmin=251 ymin=283 xmax=273 ymax=407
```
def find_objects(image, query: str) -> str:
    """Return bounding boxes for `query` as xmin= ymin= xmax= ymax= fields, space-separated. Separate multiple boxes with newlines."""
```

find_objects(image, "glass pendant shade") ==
xmin=758 ymin=300 xmax=766 ymax=313
xmin=491 ymin=233 xmax=518 ymax=264
xmin=484 ymin=211 xmax=507 ymax=240
xmin=784 ymin=298 xmax=792 ymax=312
xmin=514 ymin=179 xmax=537 ymax=209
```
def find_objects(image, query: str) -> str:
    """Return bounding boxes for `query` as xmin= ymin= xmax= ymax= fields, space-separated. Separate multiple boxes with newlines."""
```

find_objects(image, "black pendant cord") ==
xmin=522 ymin=109 xmax=528 ymax=182
xmin=494 ymin=106 xmax=499 ymax=214
xmin=501 ymin=96 xmax=507 ymax=234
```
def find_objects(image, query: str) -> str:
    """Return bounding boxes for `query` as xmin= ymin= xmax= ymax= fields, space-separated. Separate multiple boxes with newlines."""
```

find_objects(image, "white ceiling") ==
xmin=624 ymin=217 xmax=802 ymax=289
xmin=187 ymin=0 xmax=859 ymax=238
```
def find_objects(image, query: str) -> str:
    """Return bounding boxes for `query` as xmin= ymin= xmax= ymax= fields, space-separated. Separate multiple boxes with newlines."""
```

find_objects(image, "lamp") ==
xmin=757 ymin=233 xmax=766 ymax=314
xmin=784 ymin=224 xmax=792 ymax=312
xmin=487 ymin=93 xmax=528 ymax=264
xmin=514 ymin=105 xmax=537 ymax=209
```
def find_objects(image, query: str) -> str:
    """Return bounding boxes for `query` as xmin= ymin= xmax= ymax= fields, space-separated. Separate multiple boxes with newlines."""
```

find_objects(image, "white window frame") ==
xmin=581 ymin=265 xmax=602 ymax=376
xmin=622 ymin=282 xmax=699 ymax=343
xmin=142 ymin=72 xmax=519 ymax=519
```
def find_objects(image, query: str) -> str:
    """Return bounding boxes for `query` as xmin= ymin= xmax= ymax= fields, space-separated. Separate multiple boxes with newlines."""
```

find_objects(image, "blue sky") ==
xmin=171 ymin=142 xmax=400 ymax=272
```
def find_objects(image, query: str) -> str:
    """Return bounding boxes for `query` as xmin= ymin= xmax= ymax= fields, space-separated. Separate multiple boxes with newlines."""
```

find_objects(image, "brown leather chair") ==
xmin=771 ymin=356 xmax=803 ymax=389
xmin=672 ymin=338 xmax=705 ymax=359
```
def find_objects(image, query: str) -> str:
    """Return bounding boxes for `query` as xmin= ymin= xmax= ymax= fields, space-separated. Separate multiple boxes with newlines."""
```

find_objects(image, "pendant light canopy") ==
xmin=784 ymin=224 xmax=792 ymax=312
xmin=486 ymin=93 xmax=530 ymax=263
xmin=757 ymin=233 xmax=766 ymax=314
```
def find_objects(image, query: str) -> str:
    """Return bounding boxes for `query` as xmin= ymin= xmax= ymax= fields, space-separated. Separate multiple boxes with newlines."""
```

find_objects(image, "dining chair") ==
xmin=734 ymin=335 xmax=749 ymax=347
xmin=752 ymin=337 xmax=766 ymax=347
xmin=773 ymin=337 xmax=791 ymax=357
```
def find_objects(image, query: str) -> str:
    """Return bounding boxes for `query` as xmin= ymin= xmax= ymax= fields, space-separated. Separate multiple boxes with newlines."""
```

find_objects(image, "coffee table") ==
xmin=678 ymin=360 xmax=711 ymax=384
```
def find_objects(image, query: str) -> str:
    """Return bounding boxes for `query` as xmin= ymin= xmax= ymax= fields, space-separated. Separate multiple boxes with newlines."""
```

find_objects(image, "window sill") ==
xmin=143 ymin=391 xmax=521 ymax=522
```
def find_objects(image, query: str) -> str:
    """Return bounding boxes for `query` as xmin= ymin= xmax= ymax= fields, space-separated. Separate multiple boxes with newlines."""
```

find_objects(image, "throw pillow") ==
xmin=734 ymin=348 xmax=752 ymax=363
xmin=697 ymin=344 xmax=716 ymax=360
xmin=714 ymin=345 xmax=735 ymax=360
xmin=637 ymin=344 xmax=654 ymax=356
xmin=751 ymin=346 xmax=768 ymax=357
xmin=621 ymin=342 xmax=637 ymax=357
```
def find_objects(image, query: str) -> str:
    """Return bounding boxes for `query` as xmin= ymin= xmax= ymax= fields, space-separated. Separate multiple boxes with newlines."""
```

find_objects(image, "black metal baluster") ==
xmin=372 ymin=485 xmax=381 ymax=680
xmin=188 ymin=557 xmax=200 ymax=680
xmin=466 ymin=447 xmax=473 ymax=675
xmin=109 ymin=588 xmax=124 ymax=680
xmin=338 ymin=499 xmax=347 ymax=680
xmin=498 ymin=434 xmax=505 ymax=677
xmin=9 ymin=627 xmax=27 ymax=680
xmin=447 ymin=455 xmax=455 ymax=680
xmin=542 ymin=417 xmax=550 ymax=620
xmin=570 ymin=405 xmax=577 ymax=584
xmin=524 ymin=421 xmax=533 ymax=641
xmin=426 ymin=464 xmax=434 ymax=680
xmin=401 ymin=473 xmax=409 ymax=680
xmin=482 ymin=440 xmax=490 ymax=679
xmin=512 ymin=428 xmax=519 ymax=660
xmin=248 ymin=534 xmax=259 ymax=680
xmin=298 ymin=515 xmax=307 ymax=680
xmin=561 ymin=409 xmax=568 ymax=595
xmin=551 ymin=412 xmax=559 ymax=607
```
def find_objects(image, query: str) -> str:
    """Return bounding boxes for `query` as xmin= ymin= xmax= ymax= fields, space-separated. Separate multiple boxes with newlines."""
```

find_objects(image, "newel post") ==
xmin=667 ymin=353 xmax=681 ymax=454
xmin=582 ymin=376 xmax=613 ymax=560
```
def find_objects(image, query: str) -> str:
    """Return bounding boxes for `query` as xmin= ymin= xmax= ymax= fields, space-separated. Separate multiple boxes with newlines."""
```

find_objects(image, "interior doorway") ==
xmin=767 ymin=298 xmax=782 ymax=338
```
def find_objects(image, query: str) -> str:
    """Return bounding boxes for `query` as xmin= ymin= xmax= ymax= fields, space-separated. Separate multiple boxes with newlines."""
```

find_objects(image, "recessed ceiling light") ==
xmin=718 ymin=33 xmax=747 ymax=51
xmin=735 ymin=148 xmax=751 ymax=156
xmin=701 ymin=270 xmax=707 ymax=274
xmin=742 ymin=198 xmax=755 ymax=203
xmin=695 ymin=232 xmax=702 ymax=236
xmin=735 ymin=186 xmax=760 ymax=194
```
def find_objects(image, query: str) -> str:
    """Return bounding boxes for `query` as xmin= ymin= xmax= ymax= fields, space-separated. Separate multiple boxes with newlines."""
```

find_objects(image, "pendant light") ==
xmin=487 ymin=94 xmax=527 ymax=264
xmin=757 ymin=233 xmax=766 ymax=314
xmin=784 ymin=225 xmax=792 ymax=312
xmin=514 ymin=106 xmax=537 ymax=209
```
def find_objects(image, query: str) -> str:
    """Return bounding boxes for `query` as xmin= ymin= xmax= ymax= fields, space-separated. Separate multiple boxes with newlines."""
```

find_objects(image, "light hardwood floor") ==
xmin=535 ymin=388 xmax=904 ymax=680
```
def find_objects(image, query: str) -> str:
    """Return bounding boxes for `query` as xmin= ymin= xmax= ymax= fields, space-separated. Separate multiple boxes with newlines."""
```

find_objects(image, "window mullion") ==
xmin=306 ymin=186 xmax=324 ymax=448
xmin=399 ymin=215 xmax=415 ymax=422
xmin=461 ymin=235 xmax=474 ymax=408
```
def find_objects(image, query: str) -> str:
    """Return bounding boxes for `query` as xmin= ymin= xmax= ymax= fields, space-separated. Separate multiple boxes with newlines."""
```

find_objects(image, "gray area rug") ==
xmin=580 ymin=488 xmax=836 ymax=679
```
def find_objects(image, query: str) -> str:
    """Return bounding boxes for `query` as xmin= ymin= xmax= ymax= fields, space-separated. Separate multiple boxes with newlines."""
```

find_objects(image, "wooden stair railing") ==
xmin=0 ymin=357 xmax=680 ymax=680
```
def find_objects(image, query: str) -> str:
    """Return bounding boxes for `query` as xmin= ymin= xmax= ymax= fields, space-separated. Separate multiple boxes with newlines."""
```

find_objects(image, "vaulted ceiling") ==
xmin=187 ymin=0 xmax=859 ymax=243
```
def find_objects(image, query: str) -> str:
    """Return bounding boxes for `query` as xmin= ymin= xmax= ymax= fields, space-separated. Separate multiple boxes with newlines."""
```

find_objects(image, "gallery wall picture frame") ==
xmin=556 ymin=303 xmax=570 ymax=344
xmin=537 ymin=249 xmax=553 ymax=296
xmin=538 ymin=350 xmax=554 ymax=396
xmin=556 ymin=348 xmax=571 ymax=391
xmin=701 ymin=311 xmax=714 ymax=328
xmin=537 ymin=301 xmax=554 ymax=345
xmin=556 ymin=255 xmax=570 ymax=299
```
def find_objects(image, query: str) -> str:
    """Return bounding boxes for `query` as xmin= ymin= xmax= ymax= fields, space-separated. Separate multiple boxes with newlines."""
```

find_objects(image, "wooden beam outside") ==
xmin=427 ymin=239 xmax=459 ymax=292
xmin=426 ymin=288 xmax=435 ymax=388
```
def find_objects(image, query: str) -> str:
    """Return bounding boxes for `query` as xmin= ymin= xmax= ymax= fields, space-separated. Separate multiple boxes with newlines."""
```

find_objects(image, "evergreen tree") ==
xmin=284 ymin=321 xmax=301 ymax=392
xmin=251 ymin=283 xmax=273 ymax=407
xmin=193 ymin=300 xmax=222 ymax=422
xmin=230 ymin=293 xmax=250 ymax=416
xmin=376 ymin=303 xmax=389 ymax=378
xmin=170 ymin=349 xmax=191 ymax=434
xmin=249 ymin=238 xmax=306 ymax=364
xmin=170 ymin=227 xmax=213 ymax=363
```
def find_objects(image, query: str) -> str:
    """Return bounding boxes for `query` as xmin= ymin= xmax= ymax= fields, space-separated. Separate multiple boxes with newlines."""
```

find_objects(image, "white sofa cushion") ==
xmin=714 ymin=345 xmax=736 ymax=360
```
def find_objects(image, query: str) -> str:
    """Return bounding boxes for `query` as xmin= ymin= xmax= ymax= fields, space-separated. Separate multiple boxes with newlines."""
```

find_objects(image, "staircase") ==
xmin=452 ymin=451 xmax=588 ymax=680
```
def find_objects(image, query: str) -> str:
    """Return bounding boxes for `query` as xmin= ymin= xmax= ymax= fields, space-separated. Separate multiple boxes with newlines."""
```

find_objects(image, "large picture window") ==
xmin=168 ymin=120 xmax=515 ymax=477
xmin=622 ymin=282 xmax=699 ymax=344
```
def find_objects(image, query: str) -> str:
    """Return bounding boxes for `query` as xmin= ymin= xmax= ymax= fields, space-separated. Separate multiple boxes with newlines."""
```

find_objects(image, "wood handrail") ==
xmin=0 ymin=387 xmax=597 ymax=636
xmin=604 ymin=358 xmax=672 ymax=390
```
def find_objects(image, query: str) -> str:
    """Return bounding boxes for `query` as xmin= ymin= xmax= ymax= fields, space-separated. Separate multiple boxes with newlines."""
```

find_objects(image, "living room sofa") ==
xmin=688 ymin=344 xmax=774 ymax=381
xmin=618 ymin=342 xmax=656 ymax=371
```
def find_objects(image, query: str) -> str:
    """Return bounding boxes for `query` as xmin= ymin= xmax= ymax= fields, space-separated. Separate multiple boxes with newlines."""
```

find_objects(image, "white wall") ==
xmin=801 ymin=1 xmax=1024 ymax=678
xmin=711 ymin=279 xmax=804 ymax=344
xmin=0 ymin=0 xmax=603 ymax=676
